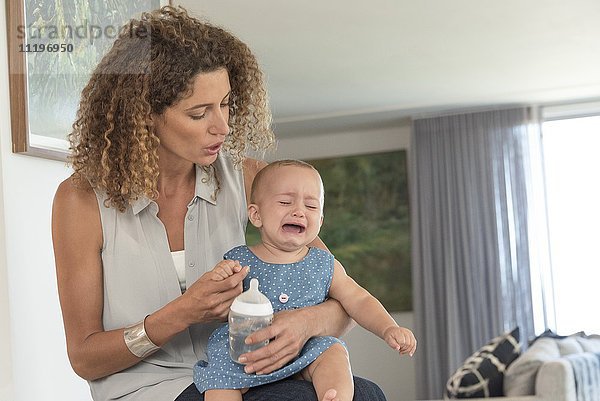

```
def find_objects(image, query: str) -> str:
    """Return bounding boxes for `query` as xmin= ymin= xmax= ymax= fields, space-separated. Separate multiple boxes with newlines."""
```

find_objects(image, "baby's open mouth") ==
xmin=282 ymin=224 xmax=305 ymax=234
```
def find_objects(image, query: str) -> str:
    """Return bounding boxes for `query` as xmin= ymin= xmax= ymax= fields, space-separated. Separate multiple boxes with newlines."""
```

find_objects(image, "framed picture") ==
xmin=6 ymin=0 xmax=168 ymax=161
xmin=246 ymin=150 xmax=412 ymax=311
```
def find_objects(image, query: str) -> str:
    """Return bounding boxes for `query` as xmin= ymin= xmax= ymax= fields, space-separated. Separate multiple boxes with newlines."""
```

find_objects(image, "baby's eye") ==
xmin=279 ymin=201 xmax=291 ymax=205
xmin=306 ymin=205 xmax=318 ymax=210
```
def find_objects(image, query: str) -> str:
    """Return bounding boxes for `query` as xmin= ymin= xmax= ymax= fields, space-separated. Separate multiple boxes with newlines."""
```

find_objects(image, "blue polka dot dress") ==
xmin=193 ymin=245 xmax=345 ymax=393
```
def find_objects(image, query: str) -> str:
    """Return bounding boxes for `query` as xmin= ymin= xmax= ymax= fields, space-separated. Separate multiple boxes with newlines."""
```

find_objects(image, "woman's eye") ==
xmin=190 ymin=114 xmax=206 ymax=120
xmin=220 ymin=102 xmax=230 ymax=108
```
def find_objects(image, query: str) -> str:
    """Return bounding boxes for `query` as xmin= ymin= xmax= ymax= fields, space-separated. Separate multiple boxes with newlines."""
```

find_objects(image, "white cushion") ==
xmin=575 ymin=336 xmax=600 ymax=353
xmin=504 ymin=338 xmax=560 ymax=396
xmin=557 ymin=337 xmax=584 ymax=355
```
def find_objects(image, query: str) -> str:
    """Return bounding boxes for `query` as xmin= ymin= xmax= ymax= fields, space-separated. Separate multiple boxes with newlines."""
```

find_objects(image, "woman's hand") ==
xmin=180 ymin=264 xmax=249 ymax=325
xmin=237 ymin=298 xmax=352 ymax=374
xmin=237 ymin=307 xmax=312 ymax=375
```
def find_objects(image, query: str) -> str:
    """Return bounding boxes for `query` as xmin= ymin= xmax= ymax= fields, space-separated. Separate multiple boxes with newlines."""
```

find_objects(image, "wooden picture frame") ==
xmin=6 ymin=0 xmax=168 ymax=161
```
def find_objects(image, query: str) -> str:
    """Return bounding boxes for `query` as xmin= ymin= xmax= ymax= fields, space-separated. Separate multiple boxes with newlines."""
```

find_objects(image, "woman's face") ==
xmin=154 ymin=68 xmax=231 ymax=167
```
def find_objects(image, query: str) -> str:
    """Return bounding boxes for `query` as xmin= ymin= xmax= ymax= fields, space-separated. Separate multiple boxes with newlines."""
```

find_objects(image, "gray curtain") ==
xmin=410 ymin=108 xmax=536 ymax=399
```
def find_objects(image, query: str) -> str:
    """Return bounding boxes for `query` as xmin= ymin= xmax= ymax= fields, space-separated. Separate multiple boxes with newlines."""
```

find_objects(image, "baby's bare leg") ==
xmin=300 ymin=343 xmax=354 ymax=401
xmin=204 ymin=388 xmax=245 ymax=401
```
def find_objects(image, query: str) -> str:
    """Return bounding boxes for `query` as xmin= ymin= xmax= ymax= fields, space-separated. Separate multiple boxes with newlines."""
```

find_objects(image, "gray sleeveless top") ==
xmin=90 ymin=154 xmax=247 ymax=401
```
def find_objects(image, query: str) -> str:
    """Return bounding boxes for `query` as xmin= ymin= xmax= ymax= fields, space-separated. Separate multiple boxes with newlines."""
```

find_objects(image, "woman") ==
xmin=52 ymin=6 xmax=386 ymax=401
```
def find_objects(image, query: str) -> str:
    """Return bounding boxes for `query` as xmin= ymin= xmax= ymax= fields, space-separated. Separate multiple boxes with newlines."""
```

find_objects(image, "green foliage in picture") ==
xmin=24 ymin=0 xmax=161 ymax=139
xmin=245 ymin=150 xmax=412 ymax=311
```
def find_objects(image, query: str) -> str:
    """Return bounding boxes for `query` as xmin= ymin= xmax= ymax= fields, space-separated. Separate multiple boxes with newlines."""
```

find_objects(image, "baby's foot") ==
xmin=322 ymin=388 xmax=337 ymax=401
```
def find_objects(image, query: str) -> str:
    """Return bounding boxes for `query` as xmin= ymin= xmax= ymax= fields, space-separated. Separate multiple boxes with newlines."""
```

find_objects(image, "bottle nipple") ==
xmin=230 ymin=278 xmax=273 ymax=316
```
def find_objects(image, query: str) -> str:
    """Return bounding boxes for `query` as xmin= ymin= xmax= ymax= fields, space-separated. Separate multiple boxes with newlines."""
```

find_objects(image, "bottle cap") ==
xmin=230 ymin=278 xmax=273 ymax=316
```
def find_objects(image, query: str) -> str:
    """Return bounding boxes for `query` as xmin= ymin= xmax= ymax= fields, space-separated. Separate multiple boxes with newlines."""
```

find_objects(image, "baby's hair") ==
xmin=250 ymin=159 xmax=324 ymax=208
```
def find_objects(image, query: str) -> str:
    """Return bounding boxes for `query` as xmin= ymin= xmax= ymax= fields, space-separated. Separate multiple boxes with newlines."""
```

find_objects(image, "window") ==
xmin=541 ymin=108 xmax=600 ymax=335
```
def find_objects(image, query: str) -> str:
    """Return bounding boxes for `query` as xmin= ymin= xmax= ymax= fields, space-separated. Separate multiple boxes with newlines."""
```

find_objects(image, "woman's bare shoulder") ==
xmin=54 ymin=176 xmax=97 ymax=211
xmin=53 ymin=176 xmax=103 ymax=239
xmin=52 ymin=176 xmax=104 ymax=256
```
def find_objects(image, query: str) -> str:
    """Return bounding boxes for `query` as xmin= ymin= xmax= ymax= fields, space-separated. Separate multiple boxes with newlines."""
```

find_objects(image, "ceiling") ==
xmin=175 ymin=0 xmax=600 ymax=136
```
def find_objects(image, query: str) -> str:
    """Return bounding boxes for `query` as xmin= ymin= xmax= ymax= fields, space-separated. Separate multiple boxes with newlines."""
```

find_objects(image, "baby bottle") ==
xmin=228 ymin=278 xmax=273 ymax=364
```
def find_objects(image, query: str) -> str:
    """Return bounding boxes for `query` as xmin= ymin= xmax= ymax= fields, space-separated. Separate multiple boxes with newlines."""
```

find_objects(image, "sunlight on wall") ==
xmin=542 ymin=115 xmax=600 ymax=335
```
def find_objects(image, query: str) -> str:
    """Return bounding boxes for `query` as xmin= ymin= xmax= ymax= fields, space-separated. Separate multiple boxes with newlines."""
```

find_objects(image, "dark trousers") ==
xmin=175 ymin=376 xmax=386 ymax=401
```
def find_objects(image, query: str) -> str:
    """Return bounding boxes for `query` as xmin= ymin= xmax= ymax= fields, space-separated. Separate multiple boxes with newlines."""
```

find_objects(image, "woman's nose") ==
xmin=209 ymin=107 xmax=230 ymax=136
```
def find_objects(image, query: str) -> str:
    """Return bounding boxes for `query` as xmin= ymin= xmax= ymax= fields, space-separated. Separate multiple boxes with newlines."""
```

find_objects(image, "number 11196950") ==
xmin=19 ymin=43 xmax=74 ymax=52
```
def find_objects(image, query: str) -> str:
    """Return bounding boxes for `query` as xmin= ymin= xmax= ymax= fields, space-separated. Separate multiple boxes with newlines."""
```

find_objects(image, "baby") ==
xmin=194 ymin=159 xmax=417 ymax=401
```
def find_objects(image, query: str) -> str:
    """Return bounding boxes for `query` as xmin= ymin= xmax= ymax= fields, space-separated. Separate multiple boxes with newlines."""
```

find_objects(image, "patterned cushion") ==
xmin=445 ymin=327 xmax=521 ymax=399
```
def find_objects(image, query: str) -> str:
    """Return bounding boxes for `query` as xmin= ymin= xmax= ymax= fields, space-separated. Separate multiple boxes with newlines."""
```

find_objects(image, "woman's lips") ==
xmin=206 ymin=143 xmax=222 ymax=155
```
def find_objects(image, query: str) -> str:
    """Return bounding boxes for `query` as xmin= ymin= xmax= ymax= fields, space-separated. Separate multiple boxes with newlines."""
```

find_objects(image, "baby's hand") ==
xmin=210 ymin=260 xmax=245 ymax=281
xmin=383 ymin=326 xmax=417 ymax=357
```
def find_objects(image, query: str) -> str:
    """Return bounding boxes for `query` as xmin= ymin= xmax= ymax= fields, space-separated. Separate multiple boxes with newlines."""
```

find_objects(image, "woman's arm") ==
xmin=53 ymin=177 xmax=138 ymax=380
xmin=239 ymin=158 xmax=354 ymax=375
xmin=52 ymin=178 xmax=247 ymax=380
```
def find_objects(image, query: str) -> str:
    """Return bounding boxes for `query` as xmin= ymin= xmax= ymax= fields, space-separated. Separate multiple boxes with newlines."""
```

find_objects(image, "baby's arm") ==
xmin=328 ymin=259 xmax=417 ymax=357
xmin=210 ymin=260 xmax=247 ymax=281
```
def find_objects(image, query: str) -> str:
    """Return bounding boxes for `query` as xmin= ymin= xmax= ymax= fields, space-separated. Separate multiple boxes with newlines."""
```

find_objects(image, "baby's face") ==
xmin=252 ymin=165 xmax=324 ymax=252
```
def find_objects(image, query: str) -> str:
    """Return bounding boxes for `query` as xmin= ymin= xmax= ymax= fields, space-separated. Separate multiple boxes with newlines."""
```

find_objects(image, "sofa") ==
xmin=438 ymin=330 xmax=600 ymax=401
xmin=501 ymin=334 xmax=600 ymax=401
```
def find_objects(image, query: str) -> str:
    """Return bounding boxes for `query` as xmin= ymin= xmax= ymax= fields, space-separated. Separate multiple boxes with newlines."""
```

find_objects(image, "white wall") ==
xmin=346 ymin=312 xmax=415 ymax=401
xmin=0 ymin=73 xmax=14 ymax=401
xmin=0 ymin=2 xmax=90 ymax=400
xmin=270 ymin=125 xmax=411 ymax=161
xmin=273 ymin=123 xmax=416 ymax=401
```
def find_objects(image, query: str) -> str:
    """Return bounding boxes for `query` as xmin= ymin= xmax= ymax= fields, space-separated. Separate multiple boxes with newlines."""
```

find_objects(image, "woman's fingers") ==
xmin=184 ymin=266 xmax=248 ymax=322
xmin=241 ymin=336 xmax=299 ymax=374
xmin=238 ymin=309 xmax=309 ymax=374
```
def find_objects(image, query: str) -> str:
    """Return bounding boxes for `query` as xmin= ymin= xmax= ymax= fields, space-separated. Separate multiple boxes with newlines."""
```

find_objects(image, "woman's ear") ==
xmin=248 ymin=204 xmax=262 ymax=228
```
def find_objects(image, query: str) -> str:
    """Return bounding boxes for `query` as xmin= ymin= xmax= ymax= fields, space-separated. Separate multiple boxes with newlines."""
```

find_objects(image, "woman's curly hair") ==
xmin=69 ymin=6 xmax=274 ymax=212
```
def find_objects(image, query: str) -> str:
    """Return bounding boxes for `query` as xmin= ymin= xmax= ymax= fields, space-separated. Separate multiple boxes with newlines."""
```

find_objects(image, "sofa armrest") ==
xmin=535 ymin=359 xmax=576 ymax=401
